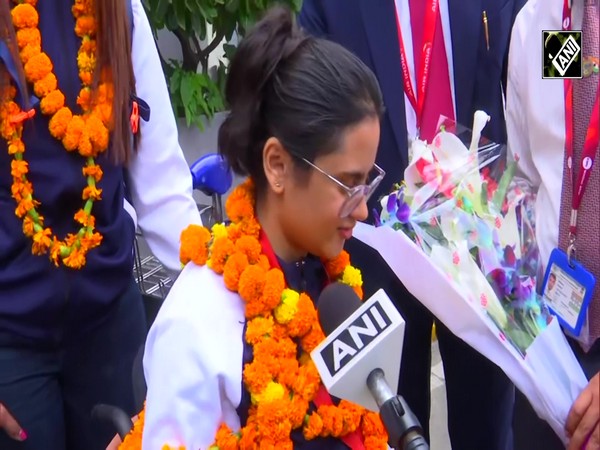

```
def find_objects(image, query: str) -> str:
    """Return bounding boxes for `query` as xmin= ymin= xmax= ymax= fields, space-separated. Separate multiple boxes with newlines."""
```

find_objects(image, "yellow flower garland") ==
xmin=0 ymin=0 xmax=112 ymax=269
xmin=119 ymin=179 xmax=388 ymax=450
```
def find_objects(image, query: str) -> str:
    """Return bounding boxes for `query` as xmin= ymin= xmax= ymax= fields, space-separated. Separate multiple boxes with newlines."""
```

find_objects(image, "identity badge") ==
xmin=542 ymin=248 xmax=596 ymax=336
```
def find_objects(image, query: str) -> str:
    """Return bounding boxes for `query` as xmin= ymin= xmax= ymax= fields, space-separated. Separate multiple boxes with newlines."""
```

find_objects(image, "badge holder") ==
xmin=541 ymin=247 xmax=596 ymax=338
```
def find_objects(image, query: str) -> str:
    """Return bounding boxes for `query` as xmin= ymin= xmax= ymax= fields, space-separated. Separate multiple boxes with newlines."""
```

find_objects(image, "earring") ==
xmin=275 ymin=182 xmax=281 ymax=188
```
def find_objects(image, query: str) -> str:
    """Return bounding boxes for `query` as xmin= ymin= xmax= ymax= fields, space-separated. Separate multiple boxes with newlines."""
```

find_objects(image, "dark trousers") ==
xmin=513 ymin=338 xmax=600 ymax=450
xmin=0 ymin=281 xmax=146 ymax=450
xmin=346 ymin=237 xmax=515 ymax=450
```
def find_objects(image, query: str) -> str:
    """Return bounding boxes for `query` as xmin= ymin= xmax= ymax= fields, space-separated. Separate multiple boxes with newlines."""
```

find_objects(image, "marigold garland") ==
xmin=119 ymin=179 xmax=389 ymax=449
xmin=0 ymin=0 xmax=113 ymax=269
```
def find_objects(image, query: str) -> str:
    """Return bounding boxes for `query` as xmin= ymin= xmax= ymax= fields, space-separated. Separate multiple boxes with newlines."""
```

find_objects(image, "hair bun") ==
xmin=218 ymin=6 xmax=307 ymax=176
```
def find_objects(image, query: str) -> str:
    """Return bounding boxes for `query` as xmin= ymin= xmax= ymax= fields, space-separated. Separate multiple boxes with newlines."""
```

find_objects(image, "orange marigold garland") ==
xmin=0 ymin=0 xmax=113 ymax=269
xmin=124 ymin=179 xmax=388 ymax=449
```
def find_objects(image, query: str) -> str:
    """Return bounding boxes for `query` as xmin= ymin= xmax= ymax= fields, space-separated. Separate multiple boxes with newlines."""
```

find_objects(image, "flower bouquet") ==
xmin=354 ymin=112 xmax=588 ymax=443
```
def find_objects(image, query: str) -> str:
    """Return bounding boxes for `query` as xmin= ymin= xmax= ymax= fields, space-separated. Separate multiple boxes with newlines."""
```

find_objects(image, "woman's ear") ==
xmin=263 ymin=137 xmax=293 ymax=194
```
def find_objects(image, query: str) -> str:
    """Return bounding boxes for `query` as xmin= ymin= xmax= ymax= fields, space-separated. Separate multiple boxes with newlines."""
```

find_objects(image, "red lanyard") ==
xmin=562 ymin=0 xmax=600 ymax=236
xmin=394 ymin=0 xmax=440 ymax=132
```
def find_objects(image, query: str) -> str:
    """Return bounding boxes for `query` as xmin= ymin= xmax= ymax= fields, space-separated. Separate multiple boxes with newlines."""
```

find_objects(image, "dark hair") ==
xmin=0 ymin=0 xmax=136 ymax=164
xmin=218 ymin=6 xmax=383 ymax=192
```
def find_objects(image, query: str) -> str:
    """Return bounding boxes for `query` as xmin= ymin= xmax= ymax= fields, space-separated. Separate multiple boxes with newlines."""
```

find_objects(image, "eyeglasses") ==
xmin=297 ymin=156 xmax=386 ymax=218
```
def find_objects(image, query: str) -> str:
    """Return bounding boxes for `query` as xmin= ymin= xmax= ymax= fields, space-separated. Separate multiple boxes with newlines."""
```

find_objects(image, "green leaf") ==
xmin=173 ymin=0 xmax=188 ymax=30
xmin=179 ymin=74 xmax=196 ymax=110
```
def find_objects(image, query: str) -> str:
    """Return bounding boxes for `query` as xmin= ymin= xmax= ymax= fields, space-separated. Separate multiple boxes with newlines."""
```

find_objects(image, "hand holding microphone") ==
xmin=311 ymin=283 xmax=429 ymax=450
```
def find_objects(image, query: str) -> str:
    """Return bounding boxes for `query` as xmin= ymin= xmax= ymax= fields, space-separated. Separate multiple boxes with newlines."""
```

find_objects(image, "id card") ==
xmin=541 ymin=248 xmax=596 ymax=336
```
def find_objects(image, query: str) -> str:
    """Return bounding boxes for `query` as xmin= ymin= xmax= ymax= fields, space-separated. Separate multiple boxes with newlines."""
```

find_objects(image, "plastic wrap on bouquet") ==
xmin=355 ymin=112 xmax=588 ymax=443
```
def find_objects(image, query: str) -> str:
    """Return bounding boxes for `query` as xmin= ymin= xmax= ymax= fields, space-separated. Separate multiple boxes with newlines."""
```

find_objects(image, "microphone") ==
xmin=311 ymin=283 xmax=429 ymax=450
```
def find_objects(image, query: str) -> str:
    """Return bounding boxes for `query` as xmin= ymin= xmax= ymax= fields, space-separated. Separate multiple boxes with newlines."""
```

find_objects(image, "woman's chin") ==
xmin=318 ymin=239 xmax=346 ymax=261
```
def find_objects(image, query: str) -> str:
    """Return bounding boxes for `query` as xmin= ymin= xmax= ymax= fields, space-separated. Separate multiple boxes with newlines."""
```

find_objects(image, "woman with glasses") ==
xmin=134 ymin=5 xmax=390 ymax=449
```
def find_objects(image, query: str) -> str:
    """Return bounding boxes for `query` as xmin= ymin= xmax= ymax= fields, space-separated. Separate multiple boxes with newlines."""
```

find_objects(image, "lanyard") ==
xmin=562 ymin=0 xmax=600 ymax=240
xmin=394 ymin=0 xmax=440 ymax=131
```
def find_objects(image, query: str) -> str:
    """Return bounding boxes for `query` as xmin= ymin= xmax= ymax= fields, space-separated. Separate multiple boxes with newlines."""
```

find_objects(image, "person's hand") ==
xmin=105 ymin=415 xmax=138 ymax=450
xmin=106 ymin=434 xmax=122 ymax=450
xmin=566 ymin=372 xmax=600 ymax=450
xmin=0 ymin=402 xmax=27 ymax=441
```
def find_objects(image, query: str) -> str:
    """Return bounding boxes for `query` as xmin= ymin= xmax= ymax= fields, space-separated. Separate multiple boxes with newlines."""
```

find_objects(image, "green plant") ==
xmin=142 ymin=0 xmax=303 ymax=130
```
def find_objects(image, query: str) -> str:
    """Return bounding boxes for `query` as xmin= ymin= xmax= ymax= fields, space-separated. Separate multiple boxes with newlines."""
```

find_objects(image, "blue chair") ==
xmin=190 ymin=153 xmax=233 ymax=225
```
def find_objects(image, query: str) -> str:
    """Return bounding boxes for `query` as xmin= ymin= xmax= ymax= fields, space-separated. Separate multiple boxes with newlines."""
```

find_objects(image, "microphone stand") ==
xmin=367 ymin=369 xmax=430 ymax=450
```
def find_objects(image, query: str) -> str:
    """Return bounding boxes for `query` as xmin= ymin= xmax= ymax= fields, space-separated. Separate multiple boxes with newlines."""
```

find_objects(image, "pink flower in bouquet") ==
xmin=414 ymin=157 xmax=455 ymax=197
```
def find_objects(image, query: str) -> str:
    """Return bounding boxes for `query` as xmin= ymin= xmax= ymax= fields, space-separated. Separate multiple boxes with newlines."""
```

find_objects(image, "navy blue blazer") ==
xmin=298 ymin=0 xmax=526 ymax=212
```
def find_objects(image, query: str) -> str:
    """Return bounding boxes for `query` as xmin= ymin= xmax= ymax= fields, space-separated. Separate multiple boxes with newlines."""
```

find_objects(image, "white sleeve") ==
xmin=506 ymin=14 xmax=542 ymax=189
xmin=127 ymin=0 xmax=202 ymax=273
xmin=142 ymin=264 xmax=244 ymax=449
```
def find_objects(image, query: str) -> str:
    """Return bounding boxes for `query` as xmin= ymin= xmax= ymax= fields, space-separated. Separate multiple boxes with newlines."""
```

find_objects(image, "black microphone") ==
xmin=316 ymin=283 xmax=429 ymax=450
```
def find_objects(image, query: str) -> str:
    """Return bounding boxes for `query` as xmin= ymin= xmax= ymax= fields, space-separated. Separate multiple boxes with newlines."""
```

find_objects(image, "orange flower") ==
xmin=78 ymin=130 xmax=94 ymax=157
xmin=82 ymin=164 xmax=103 ymax=182
xmin=11 ymin=3 xmax=39 ymax=29
xmin=303 ymin=413 xmax=324 ymax=440
xmin=238 ymin=264 xmax=267 ymax=307
xmin=74 ymin=209 xmax=95 ymax=227
xmin=235 ymin=235 xmax=262 ymax=264
xmin=286 ymin=293 xmax=316 ymax=338
xmin=33 ymin=73 xmax=57 ymax=98
xmin=245 ymin=316 xmax=274 ymax=345
xmin=318 ymin=405 xmax=345 ymax=437
xmin=81 ymin=231 xmax=102 ymax=250
xmin=276 ymin=358 xmax=300 ymax=390
xmin=22 ymin=215 xmax=35 ymax=237
xmin=19 ymin=44 xmax=41 ymax=65
xmin=243 ymin=360 xmax=272 ymax=394
xmin=289 ymin=396 xmax=309 ymax=429
xmin=11 ymin=180 xmax=33 ymax=202
xmin=208 ymin=236 xmax=235 ymax=275
xmin=10 ymin=159 xmax=28 ymax=178
xmin=16 ymin=28 xmax=41 ymax=49
xmin=261 ymin=269 xmax=285 ymax=310
xmin=361 ymin=411 xmax=386 ymax=436
xmin=256 ymin=254 xmax=270 ymax=271
xmin=49 ymin=107 xmax=73 ymax=139
xmin=79 ymin=70 xmax=93 ymax=86
xmin=324 ymin=250 xmax=350 ymax=279
xmin=214 ymin=423 xmax=239 ymax=450
xmin=338 ymin=400 xmax=362 ymax=435
xmin=32 ymin=228 xmax=52 ymax=254
xmin=8 ymin=139 xmax=25 ymax=155
xmin=49 ymin=237 xmax=63 ymax=267
xmin=293 ymin=360 xmax=321 ymax=401
xmin=75 ymin=16 xmax=96 ymax=36
xmin=77 ymin=88 xmax=92 ymax=110
xmin=40 ymin=89 xmax=65 ymax=115
xmin=227 ymin=223 xmax=243 ymax=243
xmin=63 ymin=247 xmax=86 ymax=269
xmin=363 ymin=436 xmax=389 ymax=450
xmin=82 ymin=185 xmax=102 ymax=201
xmin=300 ymin=324 xmax=326 ymax=354
xmin=15 ymin=197 xmax=35 ymax=218
xmin=77 ymin=51 xmax=96 ymax=74
xmin=23 ymin=52 xmax=52 ymax=83
xmin=223 ymin=252 xmax=249 ymax=292
xmin=179 ymin=225 xmax=211 ymax=266
xmin=238 ymin=424 xmax=259 ymax=450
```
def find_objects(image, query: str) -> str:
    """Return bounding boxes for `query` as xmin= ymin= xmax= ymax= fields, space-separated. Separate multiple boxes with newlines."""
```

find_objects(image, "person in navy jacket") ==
xmin=0 ymin=1 xmax=201 ymax=449
xmin=298 ymin=1 xmax=526 ymax=449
